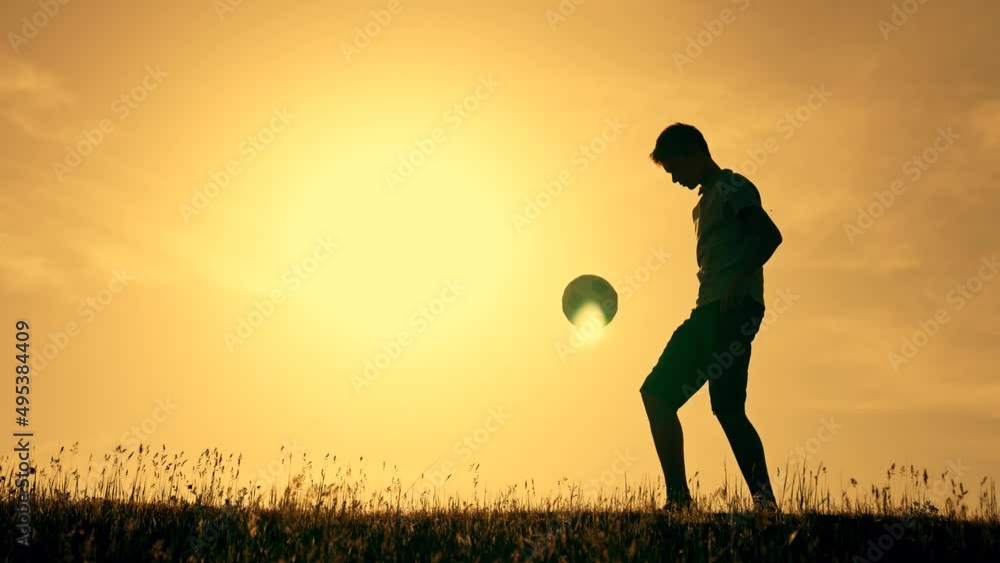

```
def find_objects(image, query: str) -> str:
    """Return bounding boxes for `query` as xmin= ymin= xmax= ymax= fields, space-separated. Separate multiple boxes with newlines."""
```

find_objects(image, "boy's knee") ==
xmin=640 ymin=386 xmax=658 ymax=408
xmin=713 ymin=409 xmax=747 ymax=426
xmin=641 ymin=387 xmax=677 ymax=413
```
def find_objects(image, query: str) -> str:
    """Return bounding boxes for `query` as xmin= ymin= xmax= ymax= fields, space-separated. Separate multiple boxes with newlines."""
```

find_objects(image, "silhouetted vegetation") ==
xmin=2 ymin=444 xmax=998 ymax=561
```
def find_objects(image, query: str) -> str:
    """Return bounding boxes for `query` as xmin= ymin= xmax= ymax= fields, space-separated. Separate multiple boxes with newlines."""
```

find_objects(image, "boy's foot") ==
xmin=729 ymin=499 xmax=779 ymax=528
xmin=748 ymin=496 xmax=781 ymax=526
xmin=659 ymin=496 xmax=694 ymax=512
xmin=752 ymin=495 xmax=779 ymax=513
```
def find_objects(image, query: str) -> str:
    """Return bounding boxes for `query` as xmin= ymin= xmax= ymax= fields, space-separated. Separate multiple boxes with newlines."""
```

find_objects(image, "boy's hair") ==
xmin=649 ymin=123 xmax=711 ymax=165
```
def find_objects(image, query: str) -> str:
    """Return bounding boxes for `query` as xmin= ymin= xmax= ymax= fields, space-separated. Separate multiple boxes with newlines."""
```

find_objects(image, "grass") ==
xmin=2 ymin=443 xmax=999 ymax=562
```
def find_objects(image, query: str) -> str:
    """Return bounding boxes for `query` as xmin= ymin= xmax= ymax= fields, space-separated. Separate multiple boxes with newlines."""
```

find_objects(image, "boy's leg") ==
xmin=716 ymin=411 xmax=777 ymax=506
xmin=708 ymin=298 xmax=777 ymax=507
xmin=639 ymin=311 xmax=709 ymax=505
xmin=641 ymin=392 xmax=691 ymax=504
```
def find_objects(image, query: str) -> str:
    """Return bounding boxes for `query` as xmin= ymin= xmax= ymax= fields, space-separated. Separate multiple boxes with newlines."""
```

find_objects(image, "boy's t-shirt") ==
xmin=692 ymin=168 xmax=765 ymax=310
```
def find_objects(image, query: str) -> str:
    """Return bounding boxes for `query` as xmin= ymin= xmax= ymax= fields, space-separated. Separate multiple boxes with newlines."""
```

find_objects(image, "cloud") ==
xmin=6 ymin=108 xmax=57 ymax=140
xmin=0 ymin=52 xmax=75 ymax=141
xmin=0 ymin=57 xmax=75 ymax=106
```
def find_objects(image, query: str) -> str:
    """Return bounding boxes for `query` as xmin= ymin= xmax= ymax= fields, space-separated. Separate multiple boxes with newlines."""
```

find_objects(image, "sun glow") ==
xmin=568 ymin=301 xmax=609 ymax=348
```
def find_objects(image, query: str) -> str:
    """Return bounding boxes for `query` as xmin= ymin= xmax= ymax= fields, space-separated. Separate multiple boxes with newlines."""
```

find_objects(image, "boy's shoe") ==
xmin=753 ymin=495 xmax=780 ymax=513
xmin=659 ymin=496 xmax=694 ymax=513
xmin=729 ymin=500 xmax=780 ymax=529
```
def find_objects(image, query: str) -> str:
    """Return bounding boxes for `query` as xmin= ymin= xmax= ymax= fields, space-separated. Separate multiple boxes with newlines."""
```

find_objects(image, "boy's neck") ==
xmin=697 ymin=161 xmax=723 ymax=193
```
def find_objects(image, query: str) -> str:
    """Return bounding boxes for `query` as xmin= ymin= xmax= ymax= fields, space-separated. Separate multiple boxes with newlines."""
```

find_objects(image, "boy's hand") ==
xmin=721 ymin=274 xmax=749 ymax=312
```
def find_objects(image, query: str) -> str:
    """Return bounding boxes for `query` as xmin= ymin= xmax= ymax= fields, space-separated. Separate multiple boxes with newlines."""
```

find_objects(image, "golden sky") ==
xmin=2 ymin=0 xmax=998 ymax=502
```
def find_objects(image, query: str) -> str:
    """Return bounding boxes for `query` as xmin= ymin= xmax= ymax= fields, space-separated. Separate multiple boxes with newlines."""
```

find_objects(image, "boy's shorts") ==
xmin=640 ymin=297 xmax=765 ymax=414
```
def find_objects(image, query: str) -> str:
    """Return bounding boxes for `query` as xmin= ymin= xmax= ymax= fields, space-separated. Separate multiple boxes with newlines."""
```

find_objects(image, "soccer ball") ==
xmin=561 ymin=274 xmax=618 ymax=325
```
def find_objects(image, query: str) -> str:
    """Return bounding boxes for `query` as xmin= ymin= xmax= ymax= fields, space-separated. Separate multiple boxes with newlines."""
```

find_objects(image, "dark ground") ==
xmin=3 ymin=499 xmax=999 ymax=562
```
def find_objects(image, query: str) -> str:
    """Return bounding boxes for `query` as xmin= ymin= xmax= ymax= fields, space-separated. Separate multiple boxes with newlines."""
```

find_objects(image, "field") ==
xmin=2 ymin=445 xmax=999 ymax=562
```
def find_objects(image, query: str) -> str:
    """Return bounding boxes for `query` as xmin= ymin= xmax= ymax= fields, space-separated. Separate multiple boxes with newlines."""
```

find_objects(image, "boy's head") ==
xmin=649 ymin=123 xmax=712 ymax=190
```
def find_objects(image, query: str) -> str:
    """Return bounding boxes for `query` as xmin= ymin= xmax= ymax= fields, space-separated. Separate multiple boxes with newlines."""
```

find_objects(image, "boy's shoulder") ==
xmin=719 ymin=168 xmax=754 ymax=188
xmin=717 ymin=169 xmax=760 ymax=199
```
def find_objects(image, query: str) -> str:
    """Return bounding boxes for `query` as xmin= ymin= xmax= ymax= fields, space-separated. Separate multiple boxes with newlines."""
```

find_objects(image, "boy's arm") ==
xmin=718 ymin=174 xmax=782 ymax=309
xmin=719 ymin=174 xmax=783 ymax=272
xmin=737 ymin=206 xmax=783 ymax=272
xmin=722 ymin=206 xmax=782 ymax=310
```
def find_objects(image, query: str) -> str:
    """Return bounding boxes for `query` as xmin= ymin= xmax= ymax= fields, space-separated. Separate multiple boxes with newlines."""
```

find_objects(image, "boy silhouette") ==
xmin=641 ymin=123 xmax=782 ymax=510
